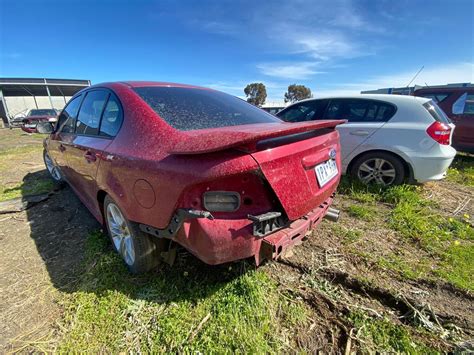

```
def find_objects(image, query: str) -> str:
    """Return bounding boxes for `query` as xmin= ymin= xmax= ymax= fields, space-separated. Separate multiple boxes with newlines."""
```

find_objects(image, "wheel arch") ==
xmin=97 ymin=189 xmax=108 ymax=224
xmin=347 ymin=149 xmax=414 ymax=182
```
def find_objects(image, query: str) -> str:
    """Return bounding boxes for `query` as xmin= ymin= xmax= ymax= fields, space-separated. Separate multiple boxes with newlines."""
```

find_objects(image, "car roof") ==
xmin=295 ymin=94 xmax=430 ymax=105
xmin=84 ymin=81 xmax=213 ymax=93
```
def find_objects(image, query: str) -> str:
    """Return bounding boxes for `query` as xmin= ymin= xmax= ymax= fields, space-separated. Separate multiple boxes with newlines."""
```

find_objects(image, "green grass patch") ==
xmin=446 ymin=154 xmax=474 ymax=187
xmin=377 ymin=254 xmax=431 ymax=280
xmin=346 ymin=204 xmax=376 ymax=221
xmin=436 ymin=243 xmax=474 ymax=290
xmin=0 ymin=178 xmax=54 ymax=202
xmin=55 ymin=231 xmax=307 ymax=352
xmin=348 ymin=311 xmax=436 ymax=353
xmin=330 ymin=224 xmax=362 ymax=245
xmin=339 ymin=179 xmax=474 ymax=290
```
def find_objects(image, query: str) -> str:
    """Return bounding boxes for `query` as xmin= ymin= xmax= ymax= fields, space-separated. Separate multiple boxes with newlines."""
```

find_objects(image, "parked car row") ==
xmin=36 ymin=81 xmax=459 ymax=273
xmin=276 ymin=94 xmax=456 ymax=186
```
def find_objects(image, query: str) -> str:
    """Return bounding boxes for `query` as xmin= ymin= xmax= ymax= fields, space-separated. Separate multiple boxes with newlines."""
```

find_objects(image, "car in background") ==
xmin=277 ymin=94 xmax=456 ymax=186
xmin=38 ymin=81 xmax=344 ymax=273
xmin=20 ymin=109 xmax=59 ymax=133
xmin=414 ymin=87 xmax=474 ymax=153
xmin=261 ymin=105 xmax=285 ymax=115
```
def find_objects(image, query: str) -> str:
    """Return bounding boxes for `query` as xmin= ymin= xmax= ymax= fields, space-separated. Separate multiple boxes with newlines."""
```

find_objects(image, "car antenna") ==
xmin=406 ymin=65 xmax=424 ymax=88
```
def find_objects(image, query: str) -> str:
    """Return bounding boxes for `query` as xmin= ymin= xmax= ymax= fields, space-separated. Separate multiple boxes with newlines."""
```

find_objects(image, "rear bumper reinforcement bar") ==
xmin=139 ymin=209 xmax=213 ymax=239
xmin=256 ymin=194 xmax=335 ymax=265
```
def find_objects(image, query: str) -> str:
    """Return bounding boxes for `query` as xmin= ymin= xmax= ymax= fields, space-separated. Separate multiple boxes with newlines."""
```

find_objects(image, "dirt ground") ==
xmin=0 ymin=128 xmax=473 ymax=352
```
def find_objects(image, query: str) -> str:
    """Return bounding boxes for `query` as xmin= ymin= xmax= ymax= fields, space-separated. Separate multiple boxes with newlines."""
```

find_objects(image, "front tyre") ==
xmin=350 ymin=152 xmax=405 ymax=186
xmin=43 ymin=149 xmax=64 ymax=184
xmin=104 ymin=195 xmax=160 ymax=273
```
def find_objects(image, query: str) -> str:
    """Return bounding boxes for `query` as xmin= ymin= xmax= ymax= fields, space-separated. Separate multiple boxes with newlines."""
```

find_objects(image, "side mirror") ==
xmin=36 ymin=121 xmax=54 ymax=134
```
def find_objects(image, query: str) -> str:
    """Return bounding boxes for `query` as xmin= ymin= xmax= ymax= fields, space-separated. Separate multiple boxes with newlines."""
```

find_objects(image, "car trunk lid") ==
xmin=170 ymin=120 xmax=344 ymax=221
xmin=250 ymin=129 xmax=342 ymax=220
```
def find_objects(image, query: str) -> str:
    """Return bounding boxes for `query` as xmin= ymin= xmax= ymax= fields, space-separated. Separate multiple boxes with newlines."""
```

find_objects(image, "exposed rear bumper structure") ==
xmin=144 ymin=194 xmax=337 ymax=266
xmin=256 ymin=195 xmax=334 ymax=265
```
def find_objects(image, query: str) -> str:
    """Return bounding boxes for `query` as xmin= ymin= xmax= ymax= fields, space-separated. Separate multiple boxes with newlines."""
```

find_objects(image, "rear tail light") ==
xmin=203 ymin=191 xmax=241 ymax=212
xmin=426 ymin=121 xmax=451 ymax=145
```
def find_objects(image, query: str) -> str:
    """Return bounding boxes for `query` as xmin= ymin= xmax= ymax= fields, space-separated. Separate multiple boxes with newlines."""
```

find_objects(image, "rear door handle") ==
xmin=350 ymin=130 xmax=370 ymax=136
xmin=84 ymin=151 xmax=97 ymax=163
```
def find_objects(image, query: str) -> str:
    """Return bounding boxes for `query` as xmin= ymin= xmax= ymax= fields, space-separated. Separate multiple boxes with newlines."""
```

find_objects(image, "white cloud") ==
xmin=256 ymin=62 xmax=325 ymax=80
xmin=294 ymin=33 xmax=363 ymax=61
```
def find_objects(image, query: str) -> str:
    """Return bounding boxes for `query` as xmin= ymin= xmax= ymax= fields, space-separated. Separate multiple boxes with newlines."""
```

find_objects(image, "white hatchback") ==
xmin=277 ymin=94 xmax=457 ymax=185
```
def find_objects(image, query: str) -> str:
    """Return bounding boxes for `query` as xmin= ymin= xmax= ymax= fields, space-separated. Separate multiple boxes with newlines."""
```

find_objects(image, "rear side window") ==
xmin=324 ymin=99 xmax=396 ymax=122
xmin=423 ymin=101 xmax=450 ymax=123
xmin=134 ymin=87 xmax=281 ymax=131
xmin=76 ymin=90 xmax=108 ymax=135
xmin=465 ymin=94 xmax=474 ymax=114
xmin=277 ymin=100 xmax=328 ymax=122
xmin=99 ymin=95 xmax=123 ymax=137
xmin=452 ymin=93 xmax=474 ymax=115
xmin=56 ymin=95 xmax=82 ymax=133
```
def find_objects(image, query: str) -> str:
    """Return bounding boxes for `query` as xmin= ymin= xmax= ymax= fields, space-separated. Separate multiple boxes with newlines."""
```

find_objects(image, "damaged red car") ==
xmin=39 ymin=82 xmax=344 ymax=273
xmin=21 ymin=109 xmax=58 ymax=133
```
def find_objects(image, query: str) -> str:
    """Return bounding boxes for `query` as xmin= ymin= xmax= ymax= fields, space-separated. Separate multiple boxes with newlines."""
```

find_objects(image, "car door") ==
xmin=325 ymin=99 xmax=394 ymax=162
xmin=451 ymin=92 xmax=474 ymax=150
xmin=48 ymin=94 xmax=83 ymax=180
xmin=65 ymin=89 xmax=115 ymax=209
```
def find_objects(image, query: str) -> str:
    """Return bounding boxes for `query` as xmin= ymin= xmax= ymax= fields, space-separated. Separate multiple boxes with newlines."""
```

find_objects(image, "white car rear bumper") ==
xmin=409 ymin=146 xmax=457 ymax=183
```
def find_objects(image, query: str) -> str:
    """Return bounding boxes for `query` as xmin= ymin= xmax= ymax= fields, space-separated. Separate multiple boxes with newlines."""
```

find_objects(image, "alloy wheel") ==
xmin=357 ymin=158 xmax=396 ymax=186
xmin=44 ymin=152 xmax=62 ymax=181
xmin=106 ymin=203 xmax=135 ymax=266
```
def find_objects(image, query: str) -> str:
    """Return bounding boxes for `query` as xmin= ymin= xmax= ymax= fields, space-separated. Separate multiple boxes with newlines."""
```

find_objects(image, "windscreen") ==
xmin=423 ymin=101 xmax=451 ymax=124
xmin=28 ymin=109 xmax=57 ymax=116
xmin=134 ymin=87 xmax=281 ymax=131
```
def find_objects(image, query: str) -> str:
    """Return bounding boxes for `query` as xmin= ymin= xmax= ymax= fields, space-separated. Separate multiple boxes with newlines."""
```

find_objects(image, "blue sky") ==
xmin=0 ymin=0 xmax=473 ymax=102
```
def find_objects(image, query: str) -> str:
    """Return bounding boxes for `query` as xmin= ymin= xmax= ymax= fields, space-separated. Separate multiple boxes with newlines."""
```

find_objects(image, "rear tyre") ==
xmin=350 ymin=152 xmax=405 ymax=186
xmin=43 ymin=149 xmax=64 ymax=185
xmin=104 ymin=195 xmax=161 ymax=273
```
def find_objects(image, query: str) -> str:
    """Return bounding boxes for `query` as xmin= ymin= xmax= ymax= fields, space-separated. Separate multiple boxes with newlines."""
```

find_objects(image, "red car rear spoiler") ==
xmin=169 ymin=120 xmax=346 ymax=155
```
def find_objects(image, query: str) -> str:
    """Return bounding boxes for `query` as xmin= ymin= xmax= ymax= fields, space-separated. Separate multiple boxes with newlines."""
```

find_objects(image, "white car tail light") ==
xmin=426 ymin=121 xmax=451 ymax=145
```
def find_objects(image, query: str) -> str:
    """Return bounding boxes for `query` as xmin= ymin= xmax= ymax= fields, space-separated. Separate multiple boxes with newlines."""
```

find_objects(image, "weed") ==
xmin=346 ymin=204 xmax=376 ymax=221
xmin=330 ymin=224 xmax=362 ymax=244
xmin=446 ymin=154 xmax=474 ymax=187
xmin=0 ymin=178 xmax=53 ymax=202
xmin=349 ymin=311 xmax=436 ymax=353
xmin=55 ymin=231 xmax=307 ymax=352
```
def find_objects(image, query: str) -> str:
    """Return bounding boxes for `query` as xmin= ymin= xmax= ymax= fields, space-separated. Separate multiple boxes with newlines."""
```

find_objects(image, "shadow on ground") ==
xmin=22 ymin=170 xmax=247 ymax=303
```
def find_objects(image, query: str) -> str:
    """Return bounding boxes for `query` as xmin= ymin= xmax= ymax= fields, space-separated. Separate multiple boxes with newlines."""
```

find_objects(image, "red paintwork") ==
xmin=414 ymin=87 xmax=474 ymax=153
xmin=45 ymin=82 xmax=344 ymax=265
xmin=21 ymin=115 xmax=57 ymax=133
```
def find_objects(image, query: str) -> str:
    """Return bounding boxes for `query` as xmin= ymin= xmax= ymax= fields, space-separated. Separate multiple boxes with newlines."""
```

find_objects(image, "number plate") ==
xmin=315 ymin=159 xmax=338 ymax=187
xmin=24 ymin=124 xmax=36 ymax=128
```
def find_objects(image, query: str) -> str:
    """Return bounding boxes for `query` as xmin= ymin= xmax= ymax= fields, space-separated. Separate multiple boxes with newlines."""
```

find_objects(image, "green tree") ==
xmin=244 ymin=83 xmax=267 ymax=106
xmin=284 ymin=84 xmax=312 ymax=103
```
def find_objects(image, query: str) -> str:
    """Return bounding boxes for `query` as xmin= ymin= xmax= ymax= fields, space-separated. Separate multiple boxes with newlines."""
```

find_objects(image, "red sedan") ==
xmin=21 ymin=109 xmax=58 ymax=133
xmin=41 ymin=82 xmax=344 ymax=273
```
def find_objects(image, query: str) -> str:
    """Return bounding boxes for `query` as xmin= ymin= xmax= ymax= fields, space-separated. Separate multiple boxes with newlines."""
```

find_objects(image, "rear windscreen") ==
xmin=134 ymin=87 xmax=281 ymax=131
xmin=423 ymin=101 xmax=451 ymax=124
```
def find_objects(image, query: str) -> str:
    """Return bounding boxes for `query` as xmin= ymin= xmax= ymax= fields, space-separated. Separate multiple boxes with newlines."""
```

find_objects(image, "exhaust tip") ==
xmin=324 ymin=207 xmax=340 ymax=222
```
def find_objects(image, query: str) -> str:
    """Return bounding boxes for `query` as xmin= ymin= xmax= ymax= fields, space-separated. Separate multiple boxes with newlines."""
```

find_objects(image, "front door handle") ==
xmin=84 ymin=151 xmax=97 ymax=163
xmin=350 ymin=130 xmax=370 ymax=136
xmin=59 ymin=144 xmax=66 ymax=152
